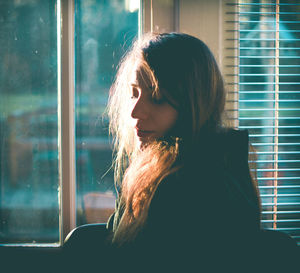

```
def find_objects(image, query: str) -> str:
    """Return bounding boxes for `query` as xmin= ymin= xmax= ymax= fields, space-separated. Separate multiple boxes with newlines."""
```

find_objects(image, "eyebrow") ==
xmin=130 ymin=82 xmax=154 ymax=93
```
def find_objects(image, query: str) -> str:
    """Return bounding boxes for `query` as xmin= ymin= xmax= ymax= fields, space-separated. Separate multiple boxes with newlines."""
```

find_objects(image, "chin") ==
xmin=137 ymin=138 xmax=154 ymax=150
xmin=138 ymin=140 xmax=149 ymax=150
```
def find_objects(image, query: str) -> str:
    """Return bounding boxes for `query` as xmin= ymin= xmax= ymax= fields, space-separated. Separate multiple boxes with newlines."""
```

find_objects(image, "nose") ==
xmin=131 ymin=95 xmax=149 ymax=120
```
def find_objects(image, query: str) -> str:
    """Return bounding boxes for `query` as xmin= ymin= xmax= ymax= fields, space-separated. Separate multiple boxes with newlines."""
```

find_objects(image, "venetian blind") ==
xmin=223 ymin=0 xmax=300 ymax=246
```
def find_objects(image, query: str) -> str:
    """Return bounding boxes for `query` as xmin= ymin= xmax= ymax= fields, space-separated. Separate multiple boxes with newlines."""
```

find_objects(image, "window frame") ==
xmin=59 ymin=0 xmax=76 ymax=244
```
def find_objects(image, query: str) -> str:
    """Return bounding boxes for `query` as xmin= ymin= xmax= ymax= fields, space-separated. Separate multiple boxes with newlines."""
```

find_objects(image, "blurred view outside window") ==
xmin=0 ymin=0 xmax=139 ymax=244
xmin=0 ymin=1 xmax=59 ymax=243
xmin=238 ymin=0 xmax=300 ymax=245
xmin=74 ymin=0 xmax=139 ymax=226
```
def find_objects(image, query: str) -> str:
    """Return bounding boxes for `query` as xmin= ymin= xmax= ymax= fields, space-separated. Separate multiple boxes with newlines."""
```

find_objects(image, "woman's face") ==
xmin=130 ymin=67 xmax=178 ymax=149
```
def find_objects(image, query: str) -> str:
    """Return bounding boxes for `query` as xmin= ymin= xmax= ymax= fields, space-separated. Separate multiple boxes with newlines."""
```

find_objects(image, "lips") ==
xmin=136 ymin=128 xmax=155 ymax=138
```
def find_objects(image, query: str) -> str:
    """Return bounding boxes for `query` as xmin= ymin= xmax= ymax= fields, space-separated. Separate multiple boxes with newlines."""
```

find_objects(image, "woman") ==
xmin=106 ymin=33 xmax=297 ymax=272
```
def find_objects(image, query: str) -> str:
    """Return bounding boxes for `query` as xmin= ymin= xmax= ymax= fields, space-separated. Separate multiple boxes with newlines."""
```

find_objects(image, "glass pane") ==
xmin=75 ymin=0 xmax=139 ymax=225
xmin=0 ymin=1 xmax=59 ymax=243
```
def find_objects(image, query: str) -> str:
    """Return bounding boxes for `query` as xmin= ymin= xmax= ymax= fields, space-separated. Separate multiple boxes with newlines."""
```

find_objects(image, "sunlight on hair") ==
xmin=113 ymin=139 xmax=181 ymax=244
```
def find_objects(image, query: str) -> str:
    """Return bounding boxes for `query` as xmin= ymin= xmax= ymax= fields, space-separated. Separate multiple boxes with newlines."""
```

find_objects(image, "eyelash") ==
xmin=130 ymin=87 xmax=139 ymax=99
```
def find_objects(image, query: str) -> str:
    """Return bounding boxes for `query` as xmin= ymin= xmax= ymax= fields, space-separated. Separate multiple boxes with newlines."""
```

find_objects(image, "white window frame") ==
xmin=59 ymin=0 xmax=76 ymax=243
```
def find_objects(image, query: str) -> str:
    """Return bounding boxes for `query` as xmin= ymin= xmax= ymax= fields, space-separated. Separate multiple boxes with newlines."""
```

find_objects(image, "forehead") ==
xmin=130 ymin=63 xmax=153 ymax=88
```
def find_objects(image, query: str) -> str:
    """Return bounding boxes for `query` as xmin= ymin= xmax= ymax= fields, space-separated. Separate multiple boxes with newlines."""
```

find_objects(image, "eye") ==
xmin=130 ymin=86 xmax=139 ymax=100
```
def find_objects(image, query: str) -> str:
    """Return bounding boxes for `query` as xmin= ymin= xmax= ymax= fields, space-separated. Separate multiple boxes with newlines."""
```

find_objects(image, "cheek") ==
xmin=169 ymin=111 xmax=178 ymax=128
xmin=159 ymin=108 xmax=178 ymax=131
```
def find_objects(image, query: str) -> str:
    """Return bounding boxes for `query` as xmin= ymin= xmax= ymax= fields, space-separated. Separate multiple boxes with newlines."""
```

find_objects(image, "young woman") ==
xmin=105 ymin=33 xmax=298 ymax=272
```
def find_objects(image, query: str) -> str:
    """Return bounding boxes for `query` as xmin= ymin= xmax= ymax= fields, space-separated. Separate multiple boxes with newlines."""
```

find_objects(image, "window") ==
xmin=225 ymin=0 xmax=300 ymax=246
xmin=0 ymin=0 xmax=59 ymax=244
xmin=0 ymin=0 xmax=140 ymax=245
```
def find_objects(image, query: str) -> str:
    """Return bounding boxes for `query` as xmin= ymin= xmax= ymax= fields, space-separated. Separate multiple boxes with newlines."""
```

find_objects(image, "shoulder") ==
xmin=212 ymin=128 xmax=250 ymax=168
xmin=217 ymin=127 xmax=249 ymax=151
xmin=191 ymin=127 xmax=249 ymax=162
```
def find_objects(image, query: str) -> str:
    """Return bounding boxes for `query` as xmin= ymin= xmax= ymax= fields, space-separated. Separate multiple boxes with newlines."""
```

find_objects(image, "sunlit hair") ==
xmin=112 ymin=139 xmax=181 ymax=244
xmin=107 ymin=32 xmax=226 ymax=243
xmin=108 ymin=32 xmax=226 ymax=183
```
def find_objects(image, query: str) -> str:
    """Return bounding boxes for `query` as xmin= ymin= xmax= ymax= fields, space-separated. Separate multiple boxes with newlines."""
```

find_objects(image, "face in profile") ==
xmin=129 ymin=67 xmax=178 ymax=149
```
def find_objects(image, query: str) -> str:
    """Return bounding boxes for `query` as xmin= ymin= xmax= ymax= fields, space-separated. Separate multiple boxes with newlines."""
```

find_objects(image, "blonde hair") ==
xmin=107 ymin=33 xmax=226 ymax=243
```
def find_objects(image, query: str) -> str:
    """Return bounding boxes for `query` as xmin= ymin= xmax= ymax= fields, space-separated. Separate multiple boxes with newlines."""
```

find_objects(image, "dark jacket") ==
xmin=62 ymin=129 xmax=298 ymax=273
xmin=106 ymin=129 xmax=299 ymax=272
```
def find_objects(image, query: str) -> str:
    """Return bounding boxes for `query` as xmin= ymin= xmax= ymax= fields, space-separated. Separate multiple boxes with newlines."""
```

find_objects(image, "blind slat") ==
xmin=259 ymin=178 xmax=300 ymax=181
xmin=238 ymin=117 xmax=300 ymax=120
xmin=262 ymin=219 xmax=300 ymax=223
xmin=254 ymin=168 xmax=300 ymax=171
xmin=252 ymin=160 xmax=300 ymax=163
xmin=261 ymin=193 xmax=300 ymax=197
xmin=262 ymin=211 xmax=300 ymax=214
xmin=229 ymin=56 xmax=300 ymax=59
xmin=227 ymin=74 xmax=300 ymax=76
xmin=251 ymin=151 xmax=300 ymax=154
xmin=227 ymin=3 xmax=300 ymax=6
xmin=227 ymin=64 xmax=300 ymax=67
xmin=227 ymin=20 xmax=300 ymax=23
xmin=230 ymin=82 xmax=300 ymax=85
xmin=262 ymin=203 xmax=300 ymax=206
xmin=228 ymin=38 xmax=300 ymax=41
xmin=229 ymin=12 xmax=300 ymax=15
xmin=259 ymin=185 xmax=300 ymax=188
xmin=231 ymin=107 xmax=300 ymax=109
xmin=228 ymin=47 xmax=300 ymax=50
xmin=230 ymin=29 xmax=300 ymax=33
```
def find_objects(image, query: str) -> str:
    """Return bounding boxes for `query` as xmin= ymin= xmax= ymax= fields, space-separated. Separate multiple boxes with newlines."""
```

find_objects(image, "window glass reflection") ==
xmin=75 ymin=0 xmax=139 ymax=225
xmin=0 ymin=1 xmax=59 ymax=243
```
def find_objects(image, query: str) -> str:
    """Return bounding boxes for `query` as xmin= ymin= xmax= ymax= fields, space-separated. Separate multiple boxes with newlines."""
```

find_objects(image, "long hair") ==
xmin=107 ymin=33 xmax=226 ymax=243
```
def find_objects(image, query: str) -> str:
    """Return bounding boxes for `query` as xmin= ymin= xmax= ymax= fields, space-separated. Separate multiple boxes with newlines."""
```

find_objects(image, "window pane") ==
xmin=0 ymin=1 xmax=59 ymax=243
xmin=75 ymin=0 xmax=139 ymax=225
